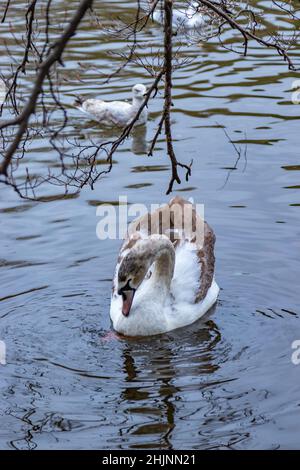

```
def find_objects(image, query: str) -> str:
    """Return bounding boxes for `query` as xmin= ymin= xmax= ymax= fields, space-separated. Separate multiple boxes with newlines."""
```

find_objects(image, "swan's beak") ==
xmin=121 ymin=290 xmax=135 ymax=317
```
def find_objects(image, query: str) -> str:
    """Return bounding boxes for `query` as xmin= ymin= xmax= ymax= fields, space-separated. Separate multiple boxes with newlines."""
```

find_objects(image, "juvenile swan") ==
xmin=110 ymin=197 xmax=219 ymax=336
xmin=75 ymin=84 xmax=148 ymax=127
xmin=150 ymin=0 xmax=205 ymax=30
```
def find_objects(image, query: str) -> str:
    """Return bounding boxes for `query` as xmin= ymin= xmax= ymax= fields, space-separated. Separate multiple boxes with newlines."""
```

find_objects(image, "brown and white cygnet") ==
xmin=110 ymin=196 xmax=219 ymax=336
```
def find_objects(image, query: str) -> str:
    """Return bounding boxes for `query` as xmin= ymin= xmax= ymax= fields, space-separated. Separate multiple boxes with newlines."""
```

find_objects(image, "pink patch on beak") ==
xmin=122 ymin=290 xmax=135 ymax=317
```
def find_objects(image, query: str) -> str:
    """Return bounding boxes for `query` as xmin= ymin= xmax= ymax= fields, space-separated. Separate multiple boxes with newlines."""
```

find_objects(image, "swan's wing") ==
xmin=169 ymin=221 xmax=216 ymax=305
xmin=195 ymin=219 xmax=216 ymax=302
xmin=79 ymin=99 xmax=107 ymax=121
xmin=106 ymin=101 xmax=132 ymax=126
xmin=170 ymin=241 xmax=200 ymax=305
xmin=79 ymin=99 xmax=132 ymax=125
xmin=167 ymin=196 xmax=216 ymax=303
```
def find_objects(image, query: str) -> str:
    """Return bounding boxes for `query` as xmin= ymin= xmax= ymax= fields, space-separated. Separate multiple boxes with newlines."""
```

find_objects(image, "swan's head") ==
xmin=117 ymin=235 xmax=175 ymax=317
xmin=132 ymin=83 xmax=147 ymax=101
xmin=117 ymin=242 xmax=151 ymax=317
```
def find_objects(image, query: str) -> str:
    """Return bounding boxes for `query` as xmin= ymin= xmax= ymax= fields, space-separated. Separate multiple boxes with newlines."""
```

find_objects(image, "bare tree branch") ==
xmin=198 ymin=0 xmax=297 ymax=70
xmin=0 ymin=0 xmax=299 ymax=198
xmin=163 ymin=0 xmax=192 ymax=194
xmin=0 ymin=0 xmax=93 ymax=176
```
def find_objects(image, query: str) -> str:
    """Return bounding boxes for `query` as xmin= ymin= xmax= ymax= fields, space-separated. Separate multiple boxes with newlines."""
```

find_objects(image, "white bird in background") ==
xmin=150 ymin=0 xmax=205 ymax=30
xmin=75 ymin=84 xmax=148 ymax=127
xmin=110 ymin=196 xmax=219 ymax=336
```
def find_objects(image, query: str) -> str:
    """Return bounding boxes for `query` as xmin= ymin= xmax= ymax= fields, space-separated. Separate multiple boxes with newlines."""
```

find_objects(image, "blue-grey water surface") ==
xmin=0 ymin=0 xmax=299 ymax=449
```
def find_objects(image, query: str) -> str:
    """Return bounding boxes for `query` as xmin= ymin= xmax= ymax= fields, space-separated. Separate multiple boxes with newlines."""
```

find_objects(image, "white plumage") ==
xmin=110 ymin=197 xmax=219 ymax=336
xmin=76 ymin=84 xmax=148 ymax=127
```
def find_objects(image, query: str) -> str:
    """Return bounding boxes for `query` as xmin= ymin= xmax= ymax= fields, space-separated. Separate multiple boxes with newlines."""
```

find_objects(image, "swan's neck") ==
xmin=132 ymin=96 xmax=143 ymax=109
xmin=149 ymin=243 xmax=175 ymax=296
xmin=138 ymin=239 xmax=175 ymax=303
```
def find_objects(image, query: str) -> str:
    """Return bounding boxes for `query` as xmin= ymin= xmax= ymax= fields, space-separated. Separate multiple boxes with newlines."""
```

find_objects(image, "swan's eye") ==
xmin=118 ymin=278 xmax=133 ymax=297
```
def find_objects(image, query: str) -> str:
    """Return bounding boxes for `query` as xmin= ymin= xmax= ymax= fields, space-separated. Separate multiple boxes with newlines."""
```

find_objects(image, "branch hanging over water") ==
xmin=0 ymin=0 xmax=94 ymax=177
xmin=163 ymin=0 xmax=192 ymax=194
xmin=0 ymin=0 xmax=299 ymax=198
xmin=198 ymin=0 xmax=298 ymax=70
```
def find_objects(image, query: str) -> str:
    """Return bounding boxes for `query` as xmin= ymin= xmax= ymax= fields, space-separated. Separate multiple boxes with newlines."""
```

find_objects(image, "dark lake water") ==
xmin=0 ymin=0 xmax=300 ymax=449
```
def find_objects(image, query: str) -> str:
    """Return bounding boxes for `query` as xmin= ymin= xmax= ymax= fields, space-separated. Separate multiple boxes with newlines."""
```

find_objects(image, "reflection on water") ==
xmin=76 ymin=121 xmax=148 ymax=155
xmin=0 ymin=0 xmax=300 ymax=450
xmin=131 ymin=126 xmax=148 ymax=155
xmin=120 ymin=316 xmax=221 ymax=449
